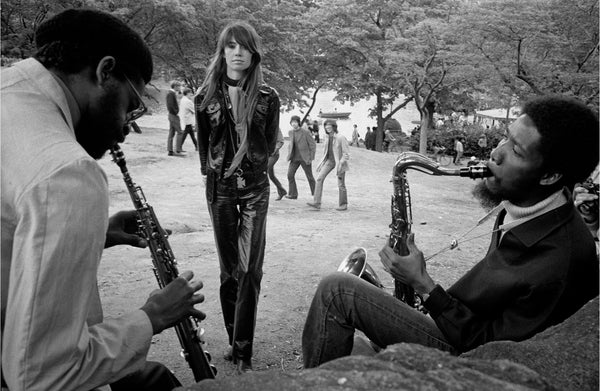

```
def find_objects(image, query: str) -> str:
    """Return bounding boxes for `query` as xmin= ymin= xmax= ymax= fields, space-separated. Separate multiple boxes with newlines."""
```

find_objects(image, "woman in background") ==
xmin=195 ymin=21 xmax=280 ymax=373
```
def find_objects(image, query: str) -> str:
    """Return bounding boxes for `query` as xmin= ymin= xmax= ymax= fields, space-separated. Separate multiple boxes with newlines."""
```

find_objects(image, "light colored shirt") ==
xmin=1 ymin=58 xmax=152 ymax=391
xmin=455 ymin=140 xmax=464 ymax=153
xmin=179 ymin=94 xmax=195 ymax=127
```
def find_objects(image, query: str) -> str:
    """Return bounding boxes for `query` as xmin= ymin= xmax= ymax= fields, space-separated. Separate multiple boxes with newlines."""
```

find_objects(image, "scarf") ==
xmin=223 ymin=84 xmax=249 ymax=178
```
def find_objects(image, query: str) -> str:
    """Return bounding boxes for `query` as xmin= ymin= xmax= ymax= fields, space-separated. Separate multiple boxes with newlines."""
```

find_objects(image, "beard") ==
xmin=75 ymin=86 xmax=127 ymax=160
xmin=472 ymin=180 xmax=503 ymax=212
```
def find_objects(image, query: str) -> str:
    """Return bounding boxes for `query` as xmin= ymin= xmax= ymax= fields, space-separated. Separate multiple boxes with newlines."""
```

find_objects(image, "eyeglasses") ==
xmin=123 ymin=75 xmax=147 ymax=124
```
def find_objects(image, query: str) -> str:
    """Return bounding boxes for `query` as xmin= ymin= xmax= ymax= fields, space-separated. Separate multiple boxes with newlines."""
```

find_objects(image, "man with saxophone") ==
xmin=1 ymin=9 xmax=205 ymax=391
xmin=302 ymin=95 xmax=599 ymax=368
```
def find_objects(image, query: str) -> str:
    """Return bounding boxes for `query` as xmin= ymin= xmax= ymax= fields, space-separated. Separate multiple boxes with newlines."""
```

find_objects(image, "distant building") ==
xmin=473 ymin=107 xmax=519 ymax=128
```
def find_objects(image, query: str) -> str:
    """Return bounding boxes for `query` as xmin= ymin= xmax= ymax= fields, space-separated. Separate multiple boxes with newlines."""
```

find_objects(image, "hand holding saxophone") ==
xmin=379 ymin=233 xmax=436 ymax=297
xmin=141 ymin=270 xmax=206 ymax=334
xmin=104 ymin=210 xmax=147 ymax=249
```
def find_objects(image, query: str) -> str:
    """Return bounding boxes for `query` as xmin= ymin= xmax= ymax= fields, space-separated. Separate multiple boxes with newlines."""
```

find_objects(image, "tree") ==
xmin=458 ymin=0 xmax=599 ymax=110
xmin=1 ymin=0 xmax=94 ymax=61
xmin=304 ymin=0 xmax=476 ymax=153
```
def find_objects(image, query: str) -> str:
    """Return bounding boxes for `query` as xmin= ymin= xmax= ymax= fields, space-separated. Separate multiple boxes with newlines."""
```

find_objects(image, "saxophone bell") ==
xmin=338 ymin=248 xmax=384 ymax=289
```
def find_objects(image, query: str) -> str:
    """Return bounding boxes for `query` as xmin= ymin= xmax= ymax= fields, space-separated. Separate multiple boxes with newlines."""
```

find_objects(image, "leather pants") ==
xmin=207 ymin=177 xmax=270 ymax=361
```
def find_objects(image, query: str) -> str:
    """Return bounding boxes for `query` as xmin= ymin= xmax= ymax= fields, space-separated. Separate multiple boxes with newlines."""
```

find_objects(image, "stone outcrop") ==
xmin=181 ymin=297 xmax=598 ymax=391
xmin=464 ymin=296 xmax=599 ymax=391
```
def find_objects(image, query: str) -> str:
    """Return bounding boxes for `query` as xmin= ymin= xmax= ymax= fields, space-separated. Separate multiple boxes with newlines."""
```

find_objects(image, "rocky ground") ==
xmin=97 ymin=114 xmax=493 ymax=386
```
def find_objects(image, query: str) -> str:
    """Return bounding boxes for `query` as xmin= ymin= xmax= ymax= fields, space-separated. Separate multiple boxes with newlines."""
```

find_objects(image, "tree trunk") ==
xmin=302 ymin=85 xmax=322 ymax=124
xmin=375 ymin=91 xmax=384 ymax=152
xmin=418 ymin=101 xmax=435 ymax=154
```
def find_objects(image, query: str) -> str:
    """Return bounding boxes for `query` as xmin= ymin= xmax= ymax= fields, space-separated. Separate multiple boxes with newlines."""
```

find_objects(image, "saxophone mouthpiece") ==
xmin=459 ymin=164 xmax=492 ymax=179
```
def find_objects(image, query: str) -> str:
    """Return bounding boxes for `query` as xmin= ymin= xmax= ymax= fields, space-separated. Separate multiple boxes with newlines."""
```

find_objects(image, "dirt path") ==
xmin=97 ymin=115 xmax=494 ymax=385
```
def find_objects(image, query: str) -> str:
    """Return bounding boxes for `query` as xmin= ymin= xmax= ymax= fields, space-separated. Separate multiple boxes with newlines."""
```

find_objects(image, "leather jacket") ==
xmin=195 ymin=84 xmax=280 ymax=178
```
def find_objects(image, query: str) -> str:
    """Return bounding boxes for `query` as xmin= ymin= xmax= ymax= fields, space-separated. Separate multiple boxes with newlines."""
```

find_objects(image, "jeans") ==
xmin=268 ymin=152 xmax=287 ymax=197
xmin=302 ymin=272 xmax=455 ymax=368
xmin=177 ymin=124 xmax=198 ymax=151
xmin=167 ymin=114 xmax=182 ymax=153
xmin=287 ymin=160 xmax=315 ymax=197
xmin=207 ymin=180 xmax=270 ymax=361
xmin=313 ymin=160 xmax=347 ymax=206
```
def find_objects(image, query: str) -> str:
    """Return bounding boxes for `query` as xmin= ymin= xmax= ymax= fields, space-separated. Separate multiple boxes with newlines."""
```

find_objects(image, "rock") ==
xmin=463 ymin=296 xmax=599 ymax=391
xmin=179 ymin=297 xmax=598 ymax=391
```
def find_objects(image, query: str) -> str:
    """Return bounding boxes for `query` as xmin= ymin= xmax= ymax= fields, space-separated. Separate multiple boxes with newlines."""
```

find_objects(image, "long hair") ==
xmin=323 ymin=119 xmax=338 ymax=133
xmin=199 ymin=21 xmax=264 ymax=126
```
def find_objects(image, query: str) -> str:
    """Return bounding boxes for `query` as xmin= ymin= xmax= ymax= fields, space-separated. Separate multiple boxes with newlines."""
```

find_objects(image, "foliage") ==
xmin=456 ymin=0 xmax=599 ymax=110
xmin=406 ymin=121 xmax=504 ymax=159
xmin=2 ymin=0 xmax=598 ymax=153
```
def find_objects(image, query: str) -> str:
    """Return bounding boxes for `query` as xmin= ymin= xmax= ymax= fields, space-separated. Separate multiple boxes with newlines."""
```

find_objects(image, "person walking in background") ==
xmin=371 ymin=126 xmax=379 ymax=151
xmin=307 ymin=119 xmax=350 ymax=211
xmin=351 ymin=124 xmax=360 ymax=146
xmin=2 ymin=9 xmax=205 ymax=390
xmin=454 ymin=137 xmax=464 ymax=165
xmin=166 ymin=80 xmax=182 ymax=156
xmin=365 ymin=127 xmax=374 ymax=150
xmin=383 ymin=129 xmax=396 ymax=152
xmin=269 ymin=128 xmax=287 ymax=200
xmin=477 ymin=133 xmax=487 ymax=160
xmin=311 ymin=119 xmax=320 ymax=143
xmin=286 ymin=115 xmax=316 ymax=199
xmin=195 ymin=20 xmax=280 ymax=374
xmin=177 ymin=87 xmax=198 ymax=152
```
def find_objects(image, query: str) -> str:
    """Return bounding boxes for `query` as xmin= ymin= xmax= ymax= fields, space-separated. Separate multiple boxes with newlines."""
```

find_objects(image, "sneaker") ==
xmin=336 ymin=205 xmax=348 ymax=211
xmin=307 ymin=202 xmax=321 ymax=210
xmin=285 ymin=195 xmax=297 ymax=199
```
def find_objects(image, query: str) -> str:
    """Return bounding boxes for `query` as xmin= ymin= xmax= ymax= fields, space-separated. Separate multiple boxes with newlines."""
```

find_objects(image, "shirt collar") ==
xmin=49 ymin=72 xmax=81 ymax=130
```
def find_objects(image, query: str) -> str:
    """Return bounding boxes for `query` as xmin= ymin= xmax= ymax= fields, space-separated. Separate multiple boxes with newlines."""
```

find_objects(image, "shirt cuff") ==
xmin=129 ymin=309 xmax=154 ymax=351
xmin=423 ymin=284 xmax=453 ymax=318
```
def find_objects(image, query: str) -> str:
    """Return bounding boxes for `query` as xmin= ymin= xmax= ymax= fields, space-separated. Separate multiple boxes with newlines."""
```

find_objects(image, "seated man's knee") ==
xmin=317 ymin=272 xmax=355 ymax=294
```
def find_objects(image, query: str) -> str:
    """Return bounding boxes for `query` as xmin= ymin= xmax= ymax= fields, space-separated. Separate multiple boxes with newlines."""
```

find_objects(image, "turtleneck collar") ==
xmin=500 ymin=188 xmax=567 ymax=232
xmin=224 ymin=74 xmax=242 ymax=87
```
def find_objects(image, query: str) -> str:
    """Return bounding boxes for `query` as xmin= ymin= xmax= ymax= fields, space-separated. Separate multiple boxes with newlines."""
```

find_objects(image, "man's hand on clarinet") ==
xmin=379 ymin=233 xmax=436 ymax=296
xmin=140 ymin=270 xmax=206 ymax=334
xmin=104 ymin=210 xmax=147 ymax=249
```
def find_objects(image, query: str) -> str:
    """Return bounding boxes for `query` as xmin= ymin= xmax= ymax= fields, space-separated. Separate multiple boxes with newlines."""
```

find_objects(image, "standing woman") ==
xmin=195 ymin=21 xmax=280 ymax=373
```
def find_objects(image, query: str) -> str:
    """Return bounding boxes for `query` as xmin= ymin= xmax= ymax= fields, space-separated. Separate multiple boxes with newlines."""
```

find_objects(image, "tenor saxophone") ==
xmin=390 ymin=151 xmax=491 ymax=310
xmin=110 ymin=144 xmax=216 ymax=381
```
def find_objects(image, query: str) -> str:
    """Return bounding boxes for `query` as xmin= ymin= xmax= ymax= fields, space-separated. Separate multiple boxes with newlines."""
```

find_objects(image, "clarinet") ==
xmin=390 ymin=152 xmax=491 ymax=311
xmin=110 ymin=144 xmax=216 ymax=381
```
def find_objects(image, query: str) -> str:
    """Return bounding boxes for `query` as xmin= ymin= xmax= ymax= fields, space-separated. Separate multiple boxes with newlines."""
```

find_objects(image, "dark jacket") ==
xmin=166 ymin=89 xmax=179 ymax=115
xmin=195 ymin=84 xmax=280 ymax=196
xmin=425 ymin=190 xmax=599 ymax=353
xmin=287 ymin=127 xmax=316 ymax=164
